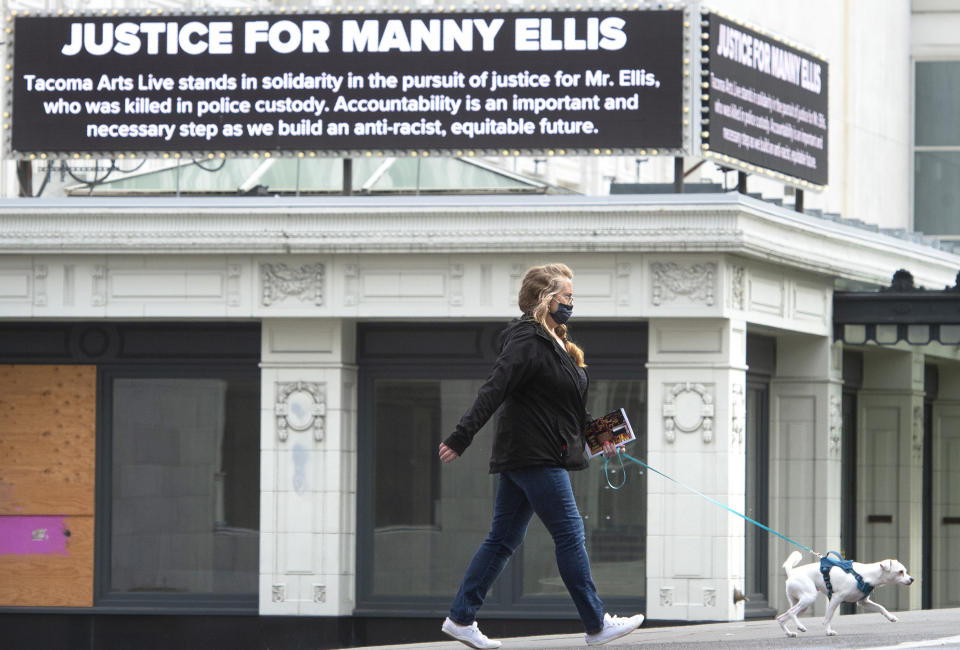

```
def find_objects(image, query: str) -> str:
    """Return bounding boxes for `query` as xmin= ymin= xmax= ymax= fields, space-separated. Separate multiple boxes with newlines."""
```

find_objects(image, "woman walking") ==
xmin=438 ymin=263 xmax=643 ymax=649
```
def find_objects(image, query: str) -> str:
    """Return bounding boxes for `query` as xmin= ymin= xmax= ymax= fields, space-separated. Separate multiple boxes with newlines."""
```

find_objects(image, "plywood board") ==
xmin=0 ymin=365 xmax=96 ymax=515
xmin=0 ymin=365 xmax=96 ymax=608
xmin=0 ymin=514 xmax=94 ymax=607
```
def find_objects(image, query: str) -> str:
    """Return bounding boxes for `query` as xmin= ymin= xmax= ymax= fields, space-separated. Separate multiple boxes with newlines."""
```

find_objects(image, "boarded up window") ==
xmin=0 ymin=365 xmax=96 ymax=607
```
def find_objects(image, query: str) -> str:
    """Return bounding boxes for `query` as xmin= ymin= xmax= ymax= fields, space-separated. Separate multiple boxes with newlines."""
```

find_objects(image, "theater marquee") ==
xmin=6 ymin=8 xmax=695 ymax=158
xmin=701 ymin=11 xmax=829 ymax=189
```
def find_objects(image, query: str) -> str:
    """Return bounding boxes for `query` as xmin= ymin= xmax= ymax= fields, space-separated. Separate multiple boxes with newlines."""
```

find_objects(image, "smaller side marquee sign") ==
xmin=702 ymin=11 xmax=829 ymax=189
xmin=6 ymin=9 xmax=691 ymax=159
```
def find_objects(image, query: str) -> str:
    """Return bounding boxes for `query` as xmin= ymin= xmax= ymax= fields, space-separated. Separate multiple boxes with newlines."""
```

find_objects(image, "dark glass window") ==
xmin=106 ymin=374 xmax=259 ymax=598
xmin=370 ymin=377 xmax=494 ymax=598
xmin=358 ymin=322 xmax=647 ymax=617
xmin=915 ymin=62 xmax=960 ymax=147
xmin=914 ymin=151 xmax=960 ymax=235
xmin=915 ymin=62 xmax=960 ymax=234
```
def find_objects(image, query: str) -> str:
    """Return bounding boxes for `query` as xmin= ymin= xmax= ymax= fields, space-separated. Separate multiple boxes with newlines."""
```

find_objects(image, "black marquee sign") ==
xmin=7 ymin=9 xmax=689 ymax=158
xmin=701 ymin=11 xmax=829 ymax=190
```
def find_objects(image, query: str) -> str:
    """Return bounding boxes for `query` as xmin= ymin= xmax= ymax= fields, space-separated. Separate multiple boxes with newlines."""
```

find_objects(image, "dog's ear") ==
xmin=881 ymin=560 xmax=893 ymax=572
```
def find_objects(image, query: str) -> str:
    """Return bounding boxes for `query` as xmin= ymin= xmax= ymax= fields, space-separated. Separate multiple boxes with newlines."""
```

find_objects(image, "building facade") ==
xmin=2 ymin=192 xmax=959 ymax=648
xmin=3 ymin=1 xmax=960 ymax=649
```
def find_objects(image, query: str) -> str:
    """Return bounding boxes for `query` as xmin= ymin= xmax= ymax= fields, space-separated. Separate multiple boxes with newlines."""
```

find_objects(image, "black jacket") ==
xmin=443 ymin=317 xmax=590 ymax=473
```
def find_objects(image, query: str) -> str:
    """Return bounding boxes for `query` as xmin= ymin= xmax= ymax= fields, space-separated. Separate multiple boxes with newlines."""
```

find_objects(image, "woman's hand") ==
xmin=602 ymin=441 xmax=618 ymax=459
xmin=438 ymin=442 xmax=460 ymax=463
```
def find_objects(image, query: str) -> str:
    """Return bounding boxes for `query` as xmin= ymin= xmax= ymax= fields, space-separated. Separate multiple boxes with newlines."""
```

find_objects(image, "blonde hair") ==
xmin=518 ymin=263 xmax=586 ymax=367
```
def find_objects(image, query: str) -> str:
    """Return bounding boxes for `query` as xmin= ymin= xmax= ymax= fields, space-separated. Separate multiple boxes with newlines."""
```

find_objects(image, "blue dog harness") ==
xmin=820 ymin=550 xmax=873 ymax=600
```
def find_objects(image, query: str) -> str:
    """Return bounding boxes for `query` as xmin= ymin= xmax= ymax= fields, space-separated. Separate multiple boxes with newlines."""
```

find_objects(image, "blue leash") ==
xmin=604 ymin=448 xmax=820 ymax=557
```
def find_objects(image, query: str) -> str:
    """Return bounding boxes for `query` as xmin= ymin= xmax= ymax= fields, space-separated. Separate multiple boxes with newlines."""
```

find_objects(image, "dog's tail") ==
xmin=782 ymin=551 xmax=803 ymax=575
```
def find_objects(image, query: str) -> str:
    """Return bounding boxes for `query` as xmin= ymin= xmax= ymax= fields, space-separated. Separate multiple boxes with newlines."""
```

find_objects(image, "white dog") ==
xmin=776 ymin=550 xmax=914 ymax=637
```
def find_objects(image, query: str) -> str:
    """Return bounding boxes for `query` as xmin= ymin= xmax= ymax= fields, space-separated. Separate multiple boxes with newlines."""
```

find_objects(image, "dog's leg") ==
xmin=777 ymin=594 xmax=814 ymax=638
xmin=791 ymin=604 xmax=808 ymax=634
xmin=784 ymin=593 xmax=808 ymax=633
xmin=822 ymin=593 xmax=845 ymax=636
xmin=858 ymin=597 xmax=898 ymax=623
xmin=776 ymin=602 xmax=801 ymax=638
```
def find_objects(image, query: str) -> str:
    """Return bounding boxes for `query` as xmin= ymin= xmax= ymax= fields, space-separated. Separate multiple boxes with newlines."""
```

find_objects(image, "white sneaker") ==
xmin=585 ymin=612 xmax=645 ymax=646
xmin=441 ymin=617 xmax=502 ymax=649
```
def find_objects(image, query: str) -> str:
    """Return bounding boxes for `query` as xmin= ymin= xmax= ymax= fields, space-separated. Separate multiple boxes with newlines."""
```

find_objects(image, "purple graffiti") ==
xmin=0 ymin=516 xmax=70 ymax=556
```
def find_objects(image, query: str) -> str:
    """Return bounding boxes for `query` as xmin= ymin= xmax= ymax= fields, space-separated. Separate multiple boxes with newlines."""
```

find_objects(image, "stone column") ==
xmin=259 ymin=318 xmax=357 ymax=616
xmin=646 ymin=317 xmax=747 ymax=621
xmin=767 ymin=335 xmax=843 ymax=615
xmin=858 ymin=347 xmax=924 ymax=612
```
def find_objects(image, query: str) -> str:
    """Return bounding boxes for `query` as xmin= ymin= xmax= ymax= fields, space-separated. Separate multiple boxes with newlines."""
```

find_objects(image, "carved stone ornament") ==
xmin=651 ymin=262 xmax=716 ymax=306
xmin=33 ymin=264 xmax=48 ymax=307
xmin=343 ymin=263 xmax=359 ymax=306
xmin=703 ymin=587 xmax=717 ymax=608
xmin=91 ymin=264 xmax=106 ymax=306
xmin=272 ymin=584 xmax=285 ymax=602
xmin=275 ymin=381 xmax=326 ymax=442
xmin=617 ymin=262 xmax=631 ymax=306
xmin=660 ymin=587 xmax=673 ymax=607
xmin=731 ymin=266 xmax=745 ymax=310
xmin=829 ymin=394 xmax=842 ymax=456
xmin=663 ymin=382 xmax=715 ymax=444
xmin=227 ymin=264 xmax=242 ymax=307
xmin=730 ymin=383 xmax=745 ymax=445
xmin=313 ymin=584 xmax=327 ymax=603
xmin=449 ymin=263 xmax=464 ymax=306
xmin=261 ymin=262 xmax=324 ymax=307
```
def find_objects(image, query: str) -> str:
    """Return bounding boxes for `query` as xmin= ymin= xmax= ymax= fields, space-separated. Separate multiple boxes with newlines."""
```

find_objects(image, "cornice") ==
xmin=0 ymin=193 xmax=957 ymax=287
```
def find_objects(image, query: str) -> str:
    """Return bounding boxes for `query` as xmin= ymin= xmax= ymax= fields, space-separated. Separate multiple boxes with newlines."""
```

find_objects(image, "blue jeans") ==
xmin=448 ymin=466 xmax=605 ymax=634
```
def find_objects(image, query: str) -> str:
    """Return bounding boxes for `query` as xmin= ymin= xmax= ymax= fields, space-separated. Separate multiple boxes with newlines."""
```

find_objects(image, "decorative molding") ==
xmin=731 ymin=266 xmax=745 ymax=310
xmin=663 ymin=382 xmax=715 ymax=443
xmin=272 ymin=584 xmax=285 ymax=603
xmin=275 ymin=381 xmax=327 ymax=442
xmin=226 ymin=264 xmax=242 ymax=307
xmin=730 ymin=383 xmax=745 ymax=445
xmin=313 ymin=584 xmax=327 ymax=603
xmin=510 ymin=263 xmax=525 ymax=301
xmin=829 ymin=394 xmax=842 ymax=456
xmin=91 ymin=265 xmax=106 ymax=306
xmin=33 ymin=264 xmax=47 ymax=307
xmin=660 ymin=587 xmax=673 ymax=607
xmin=449 ymin=263 xmax=464 ymax=306
xmin=343 ymin=263 xmax=358 ymax=306
xmin=63 ymin=265 xmax=75 ymax=307
xmin=703 ymin=587 xmax=716 ymax=608
xmin=912 ymin=405 xmax=923 ymax=462
xmin=617 ymin=262 xmax=631 ymax=306
xmin=3 ymin=198 xmax=957 ymax=299
xmin=261 ymin=262 xmax=324 ymax=307
xmin=0 ymin=196 xmax=956 ymax=299
xmin=651 ymin=262 xmax=716 ymax=306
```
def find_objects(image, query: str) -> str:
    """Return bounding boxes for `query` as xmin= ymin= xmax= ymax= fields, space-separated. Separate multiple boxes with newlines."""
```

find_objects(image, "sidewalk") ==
xmin=357 ymin=607 xmax=960 ymax=649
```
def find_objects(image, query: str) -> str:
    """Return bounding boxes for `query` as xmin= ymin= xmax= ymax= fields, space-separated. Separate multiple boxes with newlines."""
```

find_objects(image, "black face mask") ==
xmin=552 ymin=302 xmax=573 ymax=325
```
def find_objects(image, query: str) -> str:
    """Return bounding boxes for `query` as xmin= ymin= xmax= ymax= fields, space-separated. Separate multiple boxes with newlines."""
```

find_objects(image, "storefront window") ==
xmin=358 ymin=322 xmax=648 ymax=616
xmin=371 ymin=378 xmax=495 ymax=598
xmin=102 ymin=370 xmax=260 ymax=604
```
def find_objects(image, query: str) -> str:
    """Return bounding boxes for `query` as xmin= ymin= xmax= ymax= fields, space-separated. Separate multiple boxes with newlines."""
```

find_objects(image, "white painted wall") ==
xmin=646 ymin=317 xmax=748 ymax=621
